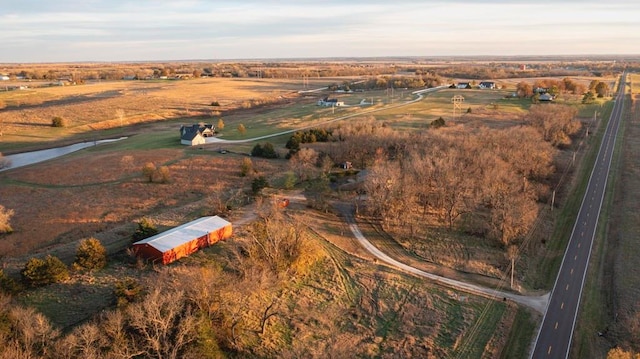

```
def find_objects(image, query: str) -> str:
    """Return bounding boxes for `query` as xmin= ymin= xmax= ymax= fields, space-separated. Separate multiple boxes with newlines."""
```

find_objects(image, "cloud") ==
xmin=0 ymin=0 xmax=638 ymax=62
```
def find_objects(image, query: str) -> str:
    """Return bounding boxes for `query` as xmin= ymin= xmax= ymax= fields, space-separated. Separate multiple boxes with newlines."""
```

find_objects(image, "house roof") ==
xmin=180 ymin=124 xmax=214 ymax=141
xmin=133 ymin=216 xmax=231 ymax=253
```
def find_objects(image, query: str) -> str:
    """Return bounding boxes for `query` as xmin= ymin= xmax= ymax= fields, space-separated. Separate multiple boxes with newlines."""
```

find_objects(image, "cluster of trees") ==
xmin=515 ymin=77 xmax=587 ymax=98
xmin=526 ymin=104 xmax=581 ymax=147
xmin=607 ymin=347 xmax=640 ymax=359
xmin=9 ymin=238 xmax=107 ymax=290
xmin=0 ymin=206 xmax=310 ymax=358
xmin=0 ymin=286 xmax=199 ymax=359
xmin=285 ymin=129 xmax=331 ymax=157
xmin=435 ymin=63 xmax=593 ymax=80
xmin=251 ymin=142 xmax=278 ymax=159
xmin=589 ymin=79 xmax=611 ymax=98
xmin=333 ymin=75 xmax=442 ymax=92
xmin=1 ymin=62 xmax=405 ymax=82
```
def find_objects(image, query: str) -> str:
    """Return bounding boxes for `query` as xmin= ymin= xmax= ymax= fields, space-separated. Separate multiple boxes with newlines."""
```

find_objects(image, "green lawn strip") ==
xmin=572 ymin=93 xmax=630 ymax=358
xmin=532 ymin=100 xmax=615 ymax=289
xmin=308 ymin=229 xmax=361 ymax=306
xmin=103 ymin=130 xmax=183 ymax=150
xmin=500 ymin=308 xmax=537 ymax=359
xmin=448 ymin=300 xmax=507 ymax=358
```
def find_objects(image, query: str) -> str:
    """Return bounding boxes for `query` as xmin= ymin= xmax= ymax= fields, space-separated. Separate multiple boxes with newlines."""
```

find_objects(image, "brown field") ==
xmin=0 ymin=147 xmax=284 ymax=263
xmin=0 ymin=77 xmax=312 ymax=150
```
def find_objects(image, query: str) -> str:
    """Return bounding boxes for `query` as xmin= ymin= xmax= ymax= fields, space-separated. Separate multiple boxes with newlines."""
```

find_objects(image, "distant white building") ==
xmin=317 ymin=97 xmax=344 ymax=107
xmin=0 ymin=75 xmax=10 ymax=81
xmin=478 ymin=81 xmax=496 ymax=89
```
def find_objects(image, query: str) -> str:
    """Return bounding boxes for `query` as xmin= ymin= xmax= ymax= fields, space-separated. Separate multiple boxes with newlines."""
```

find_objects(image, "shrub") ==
xmin=240 ymin=157 xmax=253 ymax=177
xmin=114 ymin=277 xmax=143 ymax=307
xmin=51 ymin=116 xmax=66 ymax=127
xmin=132 ymin=218 xmax=158 ymax=242
xmin=21 ymin=255 xmax=69 ymax=286
xmin=210 ymin=101 xmax=220 ymax=106
xmin=0 ymin=205 xmax=14 ymax=234
xmin=431 ymin=117 xmax=446 ymax=128
xmin=252 ymin=176 xmax=268 ymax=195
xmin=251 ymin=142 xmax=278 ymax=158
xmin=155 ymin=166 xmax=171 ymax=183
xmin=142 ymin=162 xmax=156 ymax=182
xmin=0 ymin=270 xmax=22 ymax=294
xmin=74 ymin=237 xmax=107 ymax=272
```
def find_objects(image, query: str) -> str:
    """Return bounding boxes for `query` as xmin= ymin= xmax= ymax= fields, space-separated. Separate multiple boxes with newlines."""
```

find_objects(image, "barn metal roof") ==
xmin=133 ymin=216 xmax=231 ymax=253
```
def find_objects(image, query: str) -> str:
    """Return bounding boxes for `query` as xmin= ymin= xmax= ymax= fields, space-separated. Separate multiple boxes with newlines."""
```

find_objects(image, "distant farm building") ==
xmin=180 ymin=124 xmax=217 ymax=146
xmin=478 ymin=81 xmax=496 ymax=89
xmin=132 ymin=216 xmax=232 ymax=265
xmin=539 ymin=93 xmax=555 ymax=102
xmin=317 ymin=97 xmax=344 ymax=107
xmin=456 ymin=83 xmax=471 ymax=89
xmin=0 ymin=75 xmax=9 ymax=81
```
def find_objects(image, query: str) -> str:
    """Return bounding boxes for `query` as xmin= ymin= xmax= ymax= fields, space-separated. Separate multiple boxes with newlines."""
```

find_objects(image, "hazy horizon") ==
xmin=1 ymin=0 xmax=639 ymax=63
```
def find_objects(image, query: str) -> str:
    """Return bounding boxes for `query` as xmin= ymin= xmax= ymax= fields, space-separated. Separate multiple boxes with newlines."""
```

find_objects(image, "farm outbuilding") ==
xmin=132 ymin=216 xmax=232 ymax=264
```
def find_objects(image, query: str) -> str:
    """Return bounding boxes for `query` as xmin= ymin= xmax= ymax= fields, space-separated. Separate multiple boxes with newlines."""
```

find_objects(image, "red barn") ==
xmin=132 ymin=216 xmax=232 ymax=265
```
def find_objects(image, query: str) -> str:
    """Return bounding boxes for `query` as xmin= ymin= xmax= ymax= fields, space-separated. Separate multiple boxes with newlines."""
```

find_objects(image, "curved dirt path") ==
xmin=0 ymin=137 xmax=127 ymax=172
xmin=205 ymin=86 xmax=448 ymax=144
xmin=337 ymin=204 xmax=549 ymax=313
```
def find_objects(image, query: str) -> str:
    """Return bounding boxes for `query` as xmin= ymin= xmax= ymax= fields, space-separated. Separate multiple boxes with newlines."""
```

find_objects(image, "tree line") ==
xmin=287 ymin=104 xmax=580 ymax=249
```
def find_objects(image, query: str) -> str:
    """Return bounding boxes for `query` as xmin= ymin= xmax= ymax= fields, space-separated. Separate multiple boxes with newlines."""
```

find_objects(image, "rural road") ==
xmin=0 ymin=137 xmax=127 ymax=172
xmin=530 ymin=74 xmax=627 ymax=358
xmin=335 ymin=203 xmax=549 ymax=313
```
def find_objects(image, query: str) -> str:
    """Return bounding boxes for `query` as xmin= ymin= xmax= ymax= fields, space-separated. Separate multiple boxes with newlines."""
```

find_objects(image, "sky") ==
xmin=0 ymin=0 xmax=639 ymax=63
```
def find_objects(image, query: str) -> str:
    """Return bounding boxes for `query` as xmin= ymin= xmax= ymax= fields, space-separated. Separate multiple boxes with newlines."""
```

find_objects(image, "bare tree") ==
xmin=484 ymin=160 xmax=538 ymax=246
xmin=243 ymin=208 xmax=306 ymax=274
xmin=127 ymin=288 xmax=197 ymax=359
xmin=8 ymin=305 xmax=59 ymax=357
xmin=289 ymin=147 xmax=319 ymax=182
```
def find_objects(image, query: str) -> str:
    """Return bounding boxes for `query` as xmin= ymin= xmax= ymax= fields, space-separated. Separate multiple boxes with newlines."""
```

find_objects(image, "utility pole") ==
xmin=451 ymin=95 xmax=464 ymax=121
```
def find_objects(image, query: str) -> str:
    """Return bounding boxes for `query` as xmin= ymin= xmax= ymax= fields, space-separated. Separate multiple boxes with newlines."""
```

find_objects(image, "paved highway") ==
xmin=531 ymin=74 xmax=627 ymax=358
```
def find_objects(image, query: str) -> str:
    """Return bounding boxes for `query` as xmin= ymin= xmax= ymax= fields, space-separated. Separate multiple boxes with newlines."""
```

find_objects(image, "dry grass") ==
xmin=0 ymin=147 xmax=286 ymax=262
xmin=0 ymin=77 xmax=304 ymax=147
xmin=599 ymin=90 xmax=640 ymax=352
